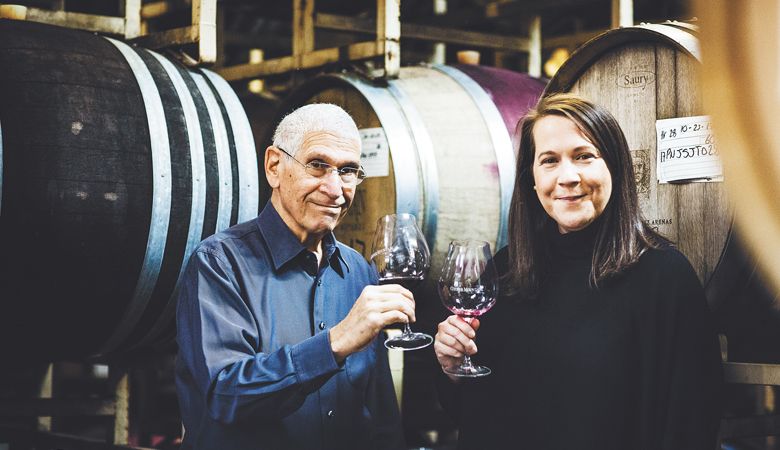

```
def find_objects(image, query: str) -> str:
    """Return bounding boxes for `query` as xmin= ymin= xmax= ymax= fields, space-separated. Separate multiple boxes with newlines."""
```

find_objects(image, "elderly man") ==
xmin=175 ymin=103 xmax=409 ymax=450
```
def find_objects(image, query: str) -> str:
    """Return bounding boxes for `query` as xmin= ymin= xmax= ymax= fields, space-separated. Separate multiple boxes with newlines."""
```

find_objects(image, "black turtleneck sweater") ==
xmin=439 ymin=226 xmax=722 ymax=450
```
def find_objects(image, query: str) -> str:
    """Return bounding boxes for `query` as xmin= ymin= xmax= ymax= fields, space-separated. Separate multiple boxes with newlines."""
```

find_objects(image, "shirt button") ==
xmin=318 ymin=321 xmax=326 ymax=330
xmin=317 ymin=279 xmax=322 ymax=287
xmin=327 ymin=410 xmax=335 ymax=418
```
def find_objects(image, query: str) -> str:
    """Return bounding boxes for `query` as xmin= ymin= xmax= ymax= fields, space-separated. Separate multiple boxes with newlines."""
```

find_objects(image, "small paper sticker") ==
xmin=656 ymin=115 xmax=723 ymax=183
xmin=359 ymin=127 xmax=390 ymax=178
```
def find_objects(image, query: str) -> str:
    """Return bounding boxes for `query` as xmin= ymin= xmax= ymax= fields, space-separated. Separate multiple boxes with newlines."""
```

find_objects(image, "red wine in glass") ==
xmin=438 ymin=240 xmax=498 ymax=377
xmin=371 ymin=213 xmax=433 ymax=351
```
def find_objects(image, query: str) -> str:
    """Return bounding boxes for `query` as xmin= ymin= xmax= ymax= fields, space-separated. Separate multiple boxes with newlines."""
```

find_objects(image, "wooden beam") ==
xmin=123 ymin=0 xmax=141 ymax=39
xmin=217 ymin=40 xmax=385 ymax=81
xmin=611 ymin=0 xmax=633 ymax=28
xmin=132 ymin=25 xmax=199 ymax=49
xmin=248 ymin=49 xmax=265 ymax=93
xmin=315 ymin=13 xmax=530 ymax=52
xmin=293 ymin=0 xmax=315 ymax=56
xmin=528 ymin=15 xmax=541 ymax=77
xmin=113 ymin=372 xmax=129 ymax=445
xmin=377 ymin=0 xmax=400 ymax=78
xmin=36 ymin=363 xmax=54 ymax=431
xmin=141 ymin=0 xmax=191 ymax=20
xmin=215 ymin=1 xmax=225 ymax=67
xmin=141 ymin=1 xmax=172 ymax=19
xmin=724 ymin=362 xmax=780 ymax=386
xmin=194 ymin=0 xmax=217 ymax=64
xmin=1 ymin=7 xmax=126 ymax=35
xmin=431 ymin=0 xmax=447 ymax=64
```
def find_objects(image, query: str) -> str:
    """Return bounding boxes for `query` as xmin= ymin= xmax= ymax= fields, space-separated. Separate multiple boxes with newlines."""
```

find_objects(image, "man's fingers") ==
xmin=368 ymin=284 xmax=415 ymax=302
xmin=369 ymin=295 xmax=416 ymax=323
xmin=379 ymin=310 xmax=410 ymax=328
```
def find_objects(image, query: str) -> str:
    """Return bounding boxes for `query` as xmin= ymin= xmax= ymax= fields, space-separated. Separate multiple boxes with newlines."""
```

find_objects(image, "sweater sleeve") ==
xmin=636 ymin=249 xmax=723 ymax=450
xmin=176 ymin=249 xmax=342 ymax=424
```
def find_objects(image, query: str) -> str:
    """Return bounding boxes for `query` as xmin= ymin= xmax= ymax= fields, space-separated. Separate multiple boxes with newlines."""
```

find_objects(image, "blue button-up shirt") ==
xmin=175 ymin=202 xmax=404 ymax=450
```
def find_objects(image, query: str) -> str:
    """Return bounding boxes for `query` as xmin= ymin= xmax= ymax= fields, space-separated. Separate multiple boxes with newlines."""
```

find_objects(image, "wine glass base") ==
xmin=384 ymin=332 xmax=433 ymax=351
xmin=443 ymin=365 xmax=492 ymax=378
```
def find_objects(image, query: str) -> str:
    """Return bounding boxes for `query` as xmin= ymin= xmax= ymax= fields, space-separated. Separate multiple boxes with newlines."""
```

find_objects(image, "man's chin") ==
xmin=310 ymin=217 xmax=340 ymax=234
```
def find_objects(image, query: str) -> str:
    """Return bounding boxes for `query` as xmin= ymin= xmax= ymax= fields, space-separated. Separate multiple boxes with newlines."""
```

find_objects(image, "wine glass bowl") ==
xmin=438 ymin=240 xmax=498 ymax=377
xmin=370 ymin=213 xmax=433 ymax=351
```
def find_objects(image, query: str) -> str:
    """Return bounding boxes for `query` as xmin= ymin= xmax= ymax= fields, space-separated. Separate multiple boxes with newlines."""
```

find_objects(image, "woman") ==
xmin=434 ymin=93 xmax=722 ymax=449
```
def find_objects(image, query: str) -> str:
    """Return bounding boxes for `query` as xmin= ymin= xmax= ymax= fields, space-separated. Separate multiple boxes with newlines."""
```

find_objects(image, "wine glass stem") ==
xmin=402 ymin=323 xmax=413 ymax=336
xmin=462 ymin=354 xmax=475 ymax=370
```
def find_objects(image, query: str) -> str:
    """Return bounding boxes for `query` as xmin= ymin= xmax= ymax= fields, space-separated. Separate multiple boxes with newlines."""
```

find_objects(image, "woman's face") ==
xmin=531 ymin=114 xmax=613 ymax=234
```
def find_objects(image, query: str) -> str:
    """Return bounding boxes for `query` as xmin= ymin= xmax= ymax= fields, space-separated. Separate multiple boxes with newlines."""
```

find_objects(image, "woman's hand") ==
xmin=434 ymin=315 xmax=481 ymax=378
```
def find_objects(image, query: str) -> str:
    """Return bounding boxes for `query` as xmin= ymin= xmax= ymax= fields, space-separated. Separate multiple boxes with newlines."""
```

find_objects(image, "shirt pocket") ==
xmin=345 ymin=344 xmax=376 ymax=390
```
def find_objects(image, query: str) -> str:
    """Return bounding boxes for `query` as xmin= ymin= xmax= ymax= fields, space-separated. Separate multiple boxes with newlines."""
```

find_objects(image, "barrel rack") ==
xmin=719 ymin=336 xmax=780 ymax=443
xmin=0 ymin=362 xmax=154 ymax=450
xmin=0 ymin=0 xmax=217 ymax=64
xmin=0 ymin=0 xmax=637 ymax=82
xmin=217 ymin=0 xmax=637 ymax=83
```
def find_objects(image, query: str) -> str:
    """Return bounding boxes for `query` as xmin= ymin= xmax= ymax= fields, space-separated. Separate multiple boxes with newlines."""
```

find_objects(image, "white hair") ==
xmin=272 ymin=103 xmax=361 ymax=156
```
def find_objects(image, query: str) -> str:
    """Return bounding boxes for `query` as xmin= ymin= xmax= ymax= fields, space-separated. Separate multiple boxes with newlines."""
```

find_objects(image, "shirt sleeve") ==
xmin=176 ymin=248 xmax=342 ymax=424
xmin=636 ymin=250 xmax=723 ymax=450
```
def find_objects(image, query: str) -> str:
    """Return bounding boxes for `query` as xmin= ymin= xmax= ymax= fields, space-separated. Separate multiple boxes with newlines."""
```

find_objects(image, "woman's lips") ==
xmin=556 ymin=194 xmax=586 ymax=201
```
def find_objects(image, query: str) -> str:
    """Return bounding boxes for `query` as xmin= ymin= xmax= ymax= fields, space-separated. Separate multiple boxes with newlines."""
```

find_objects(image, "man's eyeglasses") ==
xmin=276 ymin=146 xmax=367 ymax=185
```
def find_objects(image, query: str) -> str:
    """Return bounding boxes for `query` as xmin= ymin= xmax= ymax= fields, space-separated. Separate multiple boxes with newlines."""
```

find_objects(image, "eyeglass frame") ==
xmin=275 ymin=146 xmax=367 ymax=186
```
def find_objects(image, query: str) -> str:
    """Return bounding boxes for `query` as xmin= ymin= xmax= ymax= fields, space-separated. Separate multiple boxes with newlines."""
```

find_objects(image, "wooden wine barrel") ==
xmin=545 ymin=23 xmax=740 ymax=303
xmin=271 ymin=65 xmax=545 ymax=276
xmin=0 ymin=19 xmax=259 ymax=360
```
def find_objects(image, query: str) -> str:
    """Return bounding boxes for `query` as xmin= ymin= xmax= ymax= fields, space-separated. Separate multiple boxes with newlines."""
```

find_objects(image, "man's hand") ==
xmin=434 ymin=315 xmax=480 ymax=380
xmin=329 ymin=284 xmax=415 ymax=362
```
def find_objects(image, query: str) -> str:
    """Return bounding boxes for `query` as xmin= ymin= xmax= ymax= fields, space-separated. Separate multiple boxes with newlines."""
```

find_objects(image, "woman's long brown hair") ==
xmin=504 ymin=93 xmax=668 ymax=297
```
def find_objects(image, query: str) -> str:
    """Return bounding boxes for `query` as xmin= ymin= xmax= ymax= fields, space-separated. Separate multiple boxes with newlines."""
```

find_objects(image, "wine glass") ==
xmin=370 ymin=213 xmax=433 ymax=350
xmin=438 ymin=240 xmax=498 ymax=377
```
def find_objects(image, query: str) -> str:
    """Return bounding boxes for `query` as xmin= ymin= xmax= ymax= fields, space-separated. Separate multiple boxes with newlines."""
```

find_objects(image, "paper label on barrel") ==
xmin=359 ymin=127 xmax=389 ymax=178
xmin=656 ymin=115 xmax=723 ymax=183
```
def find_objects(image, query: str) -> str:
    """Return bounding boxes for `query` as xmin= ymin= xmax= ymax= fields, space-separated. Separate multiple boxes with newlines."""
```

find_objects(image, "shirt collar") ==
xmin=257 ymin=201 xmax=350 ymax=276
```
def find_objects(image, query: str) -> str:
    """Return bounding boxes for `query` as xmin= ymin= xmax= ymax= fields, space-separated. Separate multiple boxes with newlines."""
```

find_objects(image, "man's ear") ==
xmin=265 ymin=146 xmax=281 ymax=189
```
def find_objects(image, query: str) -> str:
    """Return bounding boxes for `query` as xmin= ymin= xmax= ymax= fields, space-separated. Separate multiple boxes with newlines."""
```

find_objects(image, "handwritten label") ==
xmin=359 ymin=127 xmax=390 ymax=178
xmin=656 ymin=115 xmax=723 ymax=183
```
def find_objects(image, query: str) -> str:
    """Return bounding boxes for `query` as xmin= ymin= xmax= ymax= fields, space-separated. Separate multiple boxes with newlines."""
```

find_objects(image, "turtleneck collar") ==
xmin=546 ymin=219 xmax=599 ymax=261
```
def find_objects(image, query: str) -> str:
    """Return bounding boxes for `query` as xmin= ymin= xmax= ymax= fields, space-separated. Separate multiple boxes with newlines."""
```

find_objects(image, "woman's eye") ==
xmin=540 ymin=158 xmax=556 ymax=165
xmin=576 ymin=153 xmax=596 ymax=160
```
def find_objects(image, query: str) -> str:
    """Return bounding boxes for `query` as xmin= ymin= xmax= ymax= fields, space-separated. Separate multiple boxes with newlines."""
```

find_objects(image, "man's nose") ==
xmin=320 ymin=169 xmax=344 ymax=196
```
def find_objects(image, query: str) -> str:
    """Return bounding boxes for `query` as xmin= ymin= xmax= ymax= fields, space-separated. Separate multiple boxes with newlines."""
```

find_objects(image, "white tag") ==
xmin=655 ymin=115 xmax=723 ymax=183
xmin=359 ymin=127 xmax=390 ymax=178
